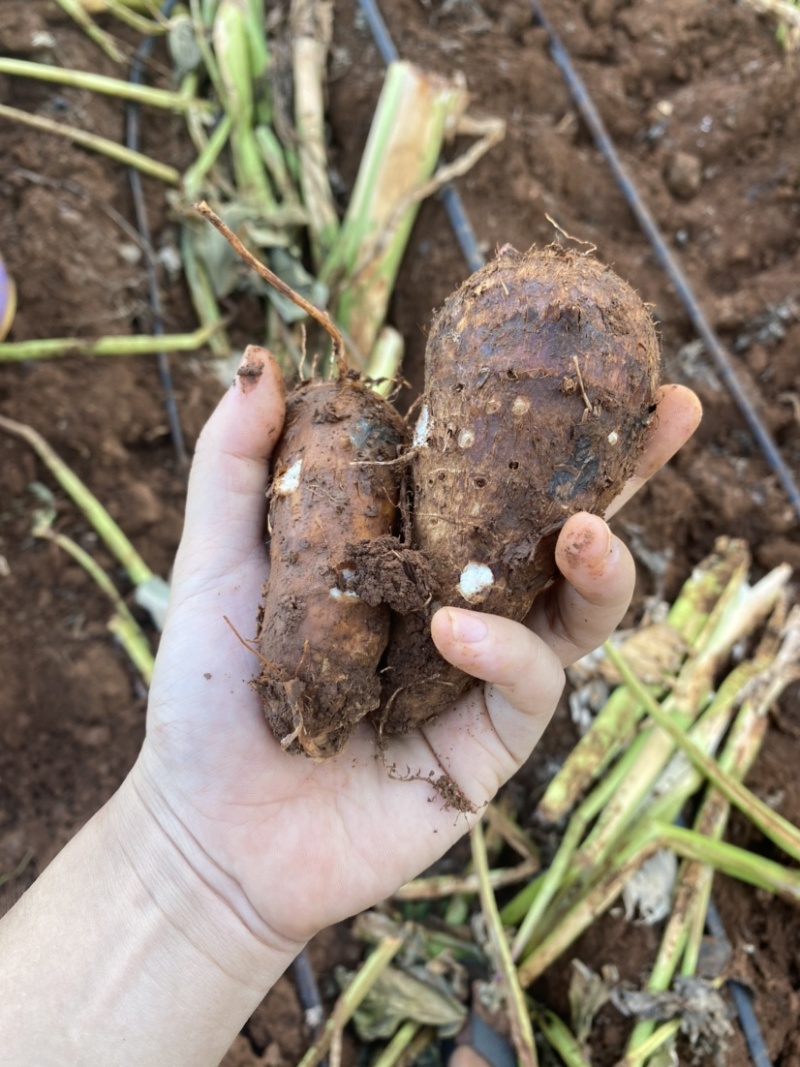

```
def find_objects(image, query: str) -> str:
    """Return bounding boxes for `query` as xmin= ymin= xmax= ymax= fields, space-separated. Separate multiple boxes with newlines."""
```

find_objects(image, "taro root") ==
xmin=196 ymin=203 xmax=410 ymax=760
xmin=255 ymin=377 xmax=406 ymax=758
xmin=376 ymin=245 xmax=661 ymax=732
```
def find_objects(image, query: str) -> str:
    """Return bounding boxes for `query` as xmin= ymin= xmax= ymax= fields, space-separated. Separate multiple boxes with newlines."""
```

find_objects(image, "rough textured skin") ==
xmin=255 ymin=378 xmax=405 ymax=758
xmin=376 ymin=246 xmax=661 ymax=732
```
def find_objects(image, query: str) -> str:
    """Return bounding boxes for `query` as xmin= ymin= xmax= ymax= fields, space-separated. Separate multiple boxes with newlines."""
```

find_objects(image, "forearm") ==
xmin=0 ymin=773 xmax=302 ymax=1067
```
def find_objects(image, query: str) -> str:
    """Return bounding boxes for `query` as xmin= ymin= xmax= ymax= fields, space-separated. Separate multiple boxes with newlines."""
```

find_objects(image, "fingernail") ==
xmin=235 ymin=345 xmax=267 ymax=393
xmin=602 ymin=518 xmax=614 ymax=555
xmin=448 ymin=608 xmax=488 ymax=644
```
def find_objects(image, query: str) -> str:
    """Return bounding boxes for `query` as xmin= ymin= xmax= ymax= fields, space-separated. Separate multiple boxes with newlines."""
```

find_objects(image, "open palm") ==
xmin=133 ymin=348 xmax=700 ymax=946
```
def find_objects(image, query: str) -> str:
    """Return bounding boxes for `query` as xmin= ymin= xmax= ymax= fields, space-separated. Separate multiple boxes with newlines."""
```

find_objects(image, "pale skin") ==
xmin=0 ymin=349 xmax=701 ymax=1066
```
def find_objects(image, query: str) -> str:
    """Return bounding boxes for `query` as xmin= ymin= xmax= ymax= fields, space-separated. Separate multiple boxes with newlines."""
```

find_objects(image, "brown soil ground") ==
xmin=0 ymin=1 xmax=798 ymax=1064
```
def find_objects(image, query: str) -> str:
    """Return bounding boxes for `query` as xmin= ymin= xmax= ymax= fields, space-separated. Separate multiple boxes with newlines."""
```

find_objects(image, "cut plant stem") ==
xmin=509 ymin=724 xmax=650 ymax=956
xmin=99 ymin=0 xmax=168 ymax=33
xmin=370 ymin=1021 xmax=424 ymax=1067
xmin=213 ymin=0 xmax=276 ymax=214
xmin=366 ymin=326 xmax=404 ymax=398
xmin=625 ymin=603 xmax=799 ymax=1057
xmin=515 ymin=641 xmax=765 ymax=958
xmin=321 ymin=60 xmax=468 ymax=369
xmin=0 ymin=104 xmax=179 ymax=185
xmin=605 ymin=637 xmax=800 ymax=864
xmin=297 ymin=936 xmax=404 ymax=1067
xmin=183 ymin=111 xmax=233 ymax=201
xmin=393 ymin=857 xmax=538 ymax=901
xmin=0 ymin=416 xmax=154 ymax=588
xmin=35 ymin=525 xmax=154 ymax=684
xmin=536 ymin=538 xmax=750 ymax=823
xmin=0 ymin=324 xmax=216 ymax=362
xmin=79 ymin=0 xmax=158 ymax=11
xmin=565 ymin=561 xmax=790 ymax=882
xmin=0 ymin=59 xmax=211 ymax=112
xmin=517 ymin=817 xmax=800 ymax=988
xmin=614 ymin=1019 xmax=681 ymax=1067
xmin=180 ymin=229 xmax=231 ymax=358
xmin=291 ymin=0 xmax=339 ymax=268
xmin=471 ymin=821 xmax=538 ymax=1067
xmin=531 ymin=1006 xmax=592 ymax=1067
xmin=55 ymin=0 xmax=126 ymax=63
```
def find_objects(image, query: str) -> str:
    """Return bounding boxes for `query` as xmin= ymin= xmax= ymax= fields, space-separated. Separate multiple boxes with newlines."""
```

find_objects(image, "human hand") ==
xmin=131 ymin=350 xmax=700 ymax=952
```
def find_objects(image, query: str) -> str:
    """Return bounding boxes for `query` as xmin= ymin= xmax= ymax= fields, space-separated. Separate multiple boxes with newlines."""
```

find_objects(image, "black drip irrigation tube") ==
xmin=356 ymin=1 xmax=776 ymax=1063
xmin=126 ymin=0 xmax=187 ymax=467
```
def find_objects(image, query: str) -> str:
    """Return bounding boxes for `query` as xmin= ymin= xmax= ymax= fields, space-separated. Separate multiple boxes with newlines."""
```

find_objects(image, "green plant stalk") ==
xmin=255 ymin=125 xmax=302 ymax=206
xmin=394 ymin=857 xmax=537 ymax=901
xmin=292 ymin=0 xmax=339 ymax=268
xmin=0 ymin=58 xmax=211 ymax=111
xmin=633 ymin=622 xmax=787 ymax=1033
xmin=322 ymin=61 xmax=468 ymax=368
xmin=572 ymin=563 xmax=790 ymax=878
xmin=55 ymin=0 xmax=126 ymax=62
xmin=37 ymin=527 xmax=154 ymax=684
xmin=657 ymin=822 xmax=800 ymax=901
xmin=201 ymin=0 xmax=220 ymax=24
xmin=515 ymin=650 xmax=772 ymax=960
xmin=297 ymin=936 xmax=404 ymax=1067
xmin=244 ymin=0 xmax=271 ymax=95
xmin=184 ymin=111 xmax=234 ymax=199
xmin=0 ymin=323 xmax=216 ymax=362
xmin=79 ymin=0 xmax=159 ymax=11
xmin=518 ymin=815 xmax=800 ymax=988
xmin=471 ymin=822 xmax=538 ymax=1067
xmin=536 ymin=538 xmax=750 ymax=823
xmin=509 ymin=725 xmax=649 ymax=955
xmin=102 ymin=0 xmax=168 ymax=33
xmin=366 ymin=326 xmax=404 ymax=398
xmin=180 ymin=228 xmax=231 ymax=358
xmin=213 ymin=0 xmax=276 ymax=213
xmin=0 ymin=103 xmax=180 ymax=184
xmin=531 ymin=1005 xmax=591 ymax=1067
xmin=189 ymin=0 xmax=226 ymax=102
xmin=680 ymin=612 xmax=795 ymax=975
xmin=522 ymin=704 xmax=725 ymax=964
xmin=614 ymin=1020 xmax=681 ymax=1067
xmin=605 ymin=642 xmax=800 ymax=864
xmin=108 ymin=613 xmax=157 ymax=684
xmin=0 ymin=416 xmax=153 ymax=588
xmin=370 ymin=1021 xmax=422 ymax=1067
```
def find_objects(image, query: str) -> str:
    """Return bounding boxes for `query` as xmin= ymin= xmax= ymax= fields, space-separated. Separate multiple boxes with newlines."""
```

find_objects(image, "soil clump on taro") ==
xmin=0 ymin=1 xmax=798 ymax=1064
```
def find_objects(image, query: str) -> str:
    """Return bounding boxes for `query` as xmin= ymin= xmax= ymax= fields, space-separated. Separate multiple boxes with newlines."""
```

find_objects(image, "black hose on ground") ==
xmin=126 ymin=0 xmax=187 ymax=467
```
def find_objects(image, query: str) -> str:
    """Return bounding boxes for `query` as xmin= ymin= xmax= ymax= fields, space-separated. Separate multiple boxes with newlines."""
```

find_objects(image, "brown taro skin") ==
xmin=255 ymin=377 xmax=405 ymax=759
xmin=377 ymin=246 xmax=661 ymax=732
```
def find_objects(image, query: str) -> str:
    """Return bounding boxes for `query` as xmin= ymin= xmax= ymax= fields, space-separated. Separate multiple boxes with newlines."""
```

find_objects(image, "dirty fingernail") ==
xmin=235 ymin=344 xmax=267 ymax=392
xmin=448 ymin=608 xmax=488 ymax=644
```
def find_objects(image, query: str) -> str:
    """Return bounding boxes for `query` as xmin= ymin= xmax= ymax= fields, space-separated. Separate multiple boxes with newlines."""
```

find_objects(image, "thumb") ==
xmin=172 ymin=346 xmax=286 ymax=591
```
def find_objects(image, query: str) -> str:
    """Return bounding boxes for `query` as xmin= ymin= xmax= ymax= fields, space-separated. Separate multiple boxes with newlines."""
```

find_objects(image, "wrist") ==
xmin=114 ymin=760 xmax=306 ymax=985
xmin=0 ymin=765 xmax=305 ymax=1067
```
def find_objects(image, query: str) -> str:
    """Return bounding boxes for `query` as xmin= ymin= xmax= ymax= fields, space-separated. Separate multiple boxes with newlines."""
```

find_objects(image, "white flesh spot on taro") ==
xmin=329 ymin=587 xmax=360 ymax=600
xmin=331 ymin=567 xmax=360 ymax=600
xmin=413 ymin=404 xmax=430 ymax=448
xmin=457 ymin=428 xmax=475 ymax=449
xmin=512 ymin=396 xmax=530 ymax=417
xmin=607 ymin=430 xmax=619 ymax=445
xmin=274 ymin=458 xmax=303 ymax=495
xmin=458 ymin=562 xmax=494 ymax=604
